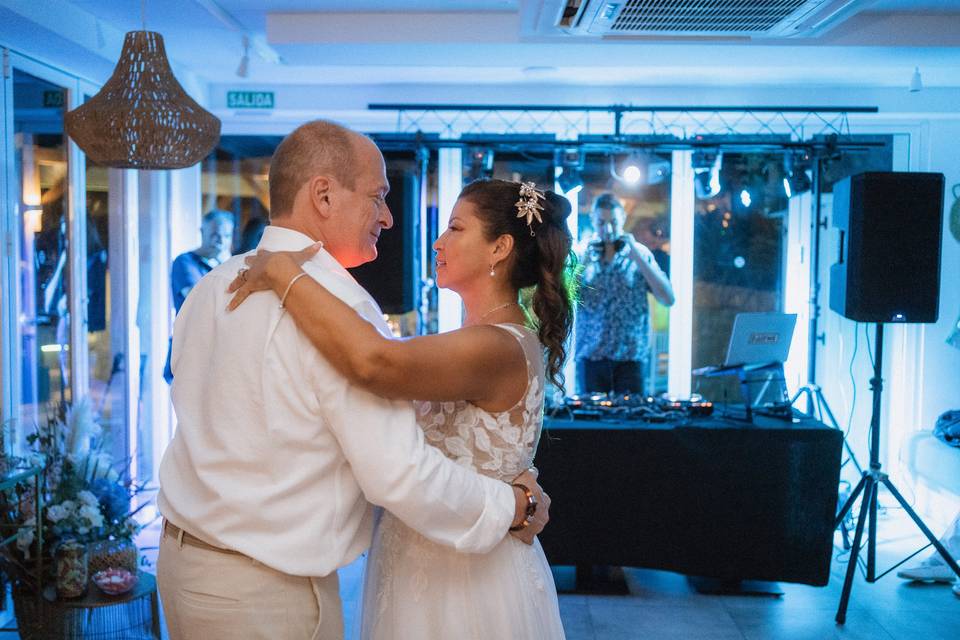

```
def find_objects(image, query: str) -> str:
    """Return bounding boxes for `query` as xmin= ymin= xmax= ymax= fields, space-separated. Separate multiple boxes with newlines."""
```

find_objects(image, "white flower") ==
xmin=60 ymin=500 xmax=77 ymax=514
xmin=16 ymin=527 xmax=34 ymax=556
xmin=77 ymin=490 xmax=99 ymax=507
xmin=79 ymin=504 xmax=104 ymax=528
xmin=47 ymin=504 xmax=69 ymax=523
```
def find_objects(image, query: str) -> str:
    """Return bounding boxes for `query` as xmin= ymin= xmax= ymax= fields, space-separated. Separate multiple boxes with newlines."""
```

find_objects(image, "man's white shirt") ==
xmin=158 ymin=225 xmax=514 ymax=577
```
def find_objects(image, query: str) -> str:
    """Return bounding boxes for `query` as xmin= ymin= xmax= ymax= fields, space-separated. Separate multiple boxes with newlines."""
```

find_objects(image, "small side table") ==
xmin=14 ymin=571 xmax=160 ymax=640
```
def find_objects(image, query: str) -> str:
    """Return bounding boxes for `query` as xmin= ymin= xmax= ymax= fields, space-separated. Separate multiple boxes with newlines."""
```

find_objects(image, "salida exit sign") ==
xmin=227 ymin=91 xmax=275 ymax=109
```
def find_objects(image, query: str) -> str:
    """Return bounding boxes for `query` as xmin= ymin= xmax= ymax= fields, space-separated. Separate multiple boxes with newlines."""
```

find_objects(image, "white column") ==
xmin=555 ymin=167 xmax=580 ymax=396
xmin=885 ymin=131 xmax=924 ymax=480
xmin=67 ymin=80 xmax=89 ymax=405
xmin=108 ymin=168 xmax=140 ymax=475
xmin=138 ymin=170 xmax=173 ymax=483
xmin=783 ymin=190 xmax=812 ymax=392
xmin=169 ymin=165 xmax=203 ymax=259
xmin=668 ymin=150 xmax=694 ymax=398
xmin=436 ymin=147 xmax=462 ymax=333
xmin=0 ymin=48 xmax=18 ymax=436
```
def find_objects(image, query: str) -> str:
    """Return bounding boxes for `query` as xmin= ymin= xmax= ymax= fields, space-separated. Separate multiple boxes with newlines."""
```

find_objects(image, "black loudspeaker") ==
xmin=829 ymin=172 xmax=944 ymax=323
xmin=349 ymin=170 xmax=418 ymax=314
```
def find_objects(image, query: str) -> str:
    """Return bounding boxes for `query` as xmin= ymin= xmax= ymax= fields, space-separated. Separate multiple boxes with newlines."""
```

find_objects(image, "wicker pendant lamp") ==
xmin=65 ymin=30 xmax=220 ymax=170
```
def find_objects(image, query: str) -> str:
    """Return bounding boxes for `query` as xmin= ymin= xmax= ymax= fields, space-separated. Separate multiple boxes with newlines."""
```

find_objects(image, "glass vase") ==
xmin=55 ymin=541 xmax=88 ymax=599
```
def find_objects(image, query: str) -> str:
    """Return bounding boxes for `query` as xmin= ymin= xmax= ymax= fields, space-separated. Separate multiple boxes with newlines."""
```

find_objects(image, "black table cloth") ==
xmin=535 ymin=411 xmax=843 ymax=585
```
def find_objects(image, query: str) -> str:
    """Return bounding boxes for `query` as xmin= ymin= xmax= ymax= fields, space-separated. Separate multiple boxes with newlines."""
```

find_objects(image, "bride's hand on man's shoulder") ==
xmin=509 ymin=468 xmax=551 ymax=545
xmin=226 ymin=243 xmax=322 ymax=311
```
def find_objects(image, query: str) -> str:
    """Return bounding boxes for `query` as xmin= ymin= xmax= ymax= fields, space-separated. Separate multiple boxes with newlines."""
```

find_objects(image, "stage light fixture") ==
xmin=609 ymin=151 xmax=648 ymax=187
xmin=692 ymin=149 xmax=722 ymax=199
xmin=646 ymin=157 xmax=671 ymax=185
xmin=740 ymin=189 xmax=753 ymax=208
xmin=555 ymin=147 xmax=584 ymax=195
xmin=783 ymin=149 xmax=813 ymax=197
xmin=464 ymin=147 xmax=494 ymax=182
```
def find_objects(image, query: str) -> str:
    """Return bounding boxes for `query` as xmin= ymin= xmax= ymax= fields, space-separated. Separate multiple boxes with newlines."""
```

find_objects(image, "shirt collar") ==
xmin=256 ymin=225 xmax=352 ymax=280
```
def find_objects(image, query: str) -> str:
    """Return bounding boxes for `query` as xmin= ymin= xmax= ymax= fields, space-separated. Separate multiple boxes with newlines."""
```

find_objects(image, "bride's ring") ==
xmin=238 ymin=268 xmax=249 ymax=283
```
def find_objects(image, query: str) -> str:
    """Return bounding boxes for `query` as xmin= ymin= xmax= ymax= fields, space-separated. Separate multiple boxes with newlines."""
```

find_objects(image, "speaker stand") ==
xmin=833 ymin=323 xmax=960 ymax=624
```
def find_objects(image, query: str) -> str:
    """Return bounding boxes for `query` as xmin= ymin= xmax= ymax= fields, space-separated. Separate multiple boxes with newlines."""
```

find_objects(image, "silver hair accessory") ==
xmin=515 ymin=181 xmax=546 ymax=236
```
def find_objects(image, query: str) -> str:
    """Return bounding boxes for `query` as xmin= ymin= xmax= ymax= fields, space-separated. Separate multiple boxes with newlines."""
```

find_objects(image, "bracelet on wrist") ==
xmin=509 ymin=482 xmax=538 ymax=532
xmin=279 ymin=271 xmax=309 ymax=309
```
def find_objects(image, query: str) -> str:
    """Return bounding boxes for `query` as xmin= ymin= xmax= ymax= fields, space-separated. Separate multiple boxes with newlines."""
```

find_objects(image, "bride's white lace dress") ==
xmin=359 ymin=323 xmax=565 ymax=639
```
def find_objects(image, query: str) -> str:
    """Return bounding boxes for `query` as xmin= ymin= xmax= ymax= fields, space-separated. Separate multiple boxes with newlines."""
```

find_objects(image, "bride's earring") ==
xmin=489 ymin=264 xmax=496 ymax=277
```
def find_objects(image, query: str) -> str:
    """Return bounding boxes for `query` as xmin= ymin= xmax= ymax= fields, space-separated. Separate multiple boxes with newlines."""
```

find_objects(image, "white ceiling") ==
xmin=4 ymin=0 xmax=960 ymax=90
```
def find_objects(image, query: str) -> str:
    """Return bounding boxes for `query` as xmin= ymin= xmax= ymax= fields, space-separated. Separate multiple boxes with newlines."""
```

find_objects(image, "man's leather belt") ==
xmin=163 ymin=520 xmax=246 ymax=557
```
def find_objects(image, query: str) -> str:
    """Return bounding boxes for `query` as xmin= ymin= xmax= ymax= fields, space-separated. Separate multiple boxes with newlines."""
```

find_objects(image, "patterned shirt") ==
xmin=575 ymin=243 xmax=650 ymax=362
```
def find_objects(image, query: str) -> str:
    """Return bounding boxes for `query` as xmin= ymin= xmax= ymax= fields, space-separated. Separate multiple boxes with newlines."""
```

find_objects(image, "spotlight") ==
xmin=464 ymin=147 xmax=494 ymax=182
xmin=783 ymin=149 xmax=813 ymax=197
xmin=740 ymin=189 xmax=752 ymax=208
xmin=555 ymin=147 xmax=584 ymax=195
xmin=909 ymin=66 xmax=923 ymax=92
xmin=692 ymin=149 xmax=722 ymax=199
xmin=610 ymin=152 xmax=646 ymax=187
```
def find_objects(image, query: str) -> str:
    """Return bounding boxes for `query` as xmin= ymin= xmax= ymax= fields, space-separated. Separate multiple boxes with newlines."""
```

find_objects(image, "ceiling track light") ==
xmin=909 ymin=66 xmax=923 ymax=93
xmin=236 ymin=35 xmax=250 ymax=78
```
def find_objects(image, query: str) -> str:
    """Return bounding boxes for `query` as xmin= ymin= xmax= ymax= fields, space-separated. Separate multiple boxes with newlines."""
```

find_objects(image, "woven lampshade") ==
xmin=65 ymin=31 xmax=220 ymax=170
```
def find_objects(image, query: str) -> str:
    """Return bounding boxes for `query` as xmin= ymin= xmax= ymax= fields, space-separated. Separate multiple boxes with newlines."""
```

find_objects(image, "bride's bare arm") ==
xmin=228 ymin=249 xmax=526 ymax=405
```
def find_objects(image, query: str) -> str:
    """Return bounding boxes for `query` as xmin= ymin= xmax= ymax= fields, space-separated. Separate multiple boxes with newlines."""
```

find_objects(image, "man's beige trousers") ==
xmin=157 ymin=527 xmax=343 ymax=639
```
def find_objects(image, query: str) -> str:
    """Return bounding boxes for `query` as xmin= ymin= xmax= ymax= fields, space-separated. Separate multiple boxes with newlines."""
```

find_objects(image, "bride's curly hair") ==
xmin=459 ymin=179 xmax=578 ymax=389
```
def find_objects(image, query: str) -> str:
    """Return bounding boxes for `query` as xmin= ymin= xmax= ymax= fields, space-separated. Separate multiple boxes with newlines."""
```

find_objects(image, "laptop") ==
xmin=693 ymin=312 xmax=798 ymax=376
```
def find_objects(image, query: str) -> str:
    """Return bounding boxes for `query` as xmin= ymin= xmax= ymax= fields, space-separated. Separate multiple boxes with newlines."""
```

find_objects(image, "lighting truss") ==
xmin=369 ymin=103 xmax=876 ymax=145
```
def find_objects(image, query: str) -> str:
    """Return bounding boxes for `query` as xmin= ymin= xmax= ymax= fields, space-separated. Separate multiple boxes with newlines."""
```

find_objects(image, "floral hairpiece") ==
xmin=515 ymin=181 xmax=546 ymax=236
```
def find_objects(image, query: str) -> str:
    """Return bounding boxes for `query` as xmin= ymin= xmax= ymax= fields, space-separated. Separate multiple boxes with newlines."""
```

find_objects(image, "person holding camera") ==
xmin=575 ymin=193 xmax=675 ymax=395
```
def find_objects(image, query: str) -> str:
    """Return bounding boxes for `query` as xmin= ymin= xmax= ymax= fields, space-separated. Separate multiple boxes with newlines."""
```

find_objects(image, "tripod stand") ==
xmin=791 ymin=384 xmax=864 ymax=475
xmin=834 ymin=323 xmax=960 ymax=624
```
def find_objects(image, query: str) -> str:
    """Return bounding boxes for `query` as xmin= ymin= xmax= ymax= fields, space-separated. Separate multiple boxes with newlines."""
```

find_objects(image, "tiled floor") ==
xmin=4 ymin=507 xmax=957 ymax=639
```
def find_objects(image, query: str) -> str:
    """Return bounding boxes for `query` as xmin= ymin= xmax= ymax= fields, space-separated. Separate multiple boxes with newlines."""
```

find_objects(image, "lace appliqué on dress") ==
xmin=414 ymin=328 xmax=544 ymax=483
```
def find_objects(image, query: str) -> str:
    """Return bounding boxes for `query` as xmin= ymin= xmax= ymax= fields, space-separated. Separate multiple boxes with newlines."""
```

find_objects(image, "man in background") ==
xmin=576 ymin=193 xmax=675 ymax=395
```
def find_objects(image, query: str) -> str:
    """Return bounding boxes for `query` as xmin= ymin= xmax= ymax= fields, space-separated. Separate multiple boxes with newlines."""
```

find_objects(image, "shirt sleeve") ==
xmin=170 ymin=254 xmax=198 ymax=313
xmin=303 ymin=277 xmax=515 ymax=554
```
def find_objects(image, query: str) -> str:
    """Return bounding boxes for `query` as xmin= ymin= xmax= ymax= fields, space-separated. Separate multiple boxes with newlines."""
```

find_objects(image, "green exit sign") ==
xmin=227 ymin=91 xmax=274 ymax=109
xmin=43 ymin=90 xmax=64 ymax=108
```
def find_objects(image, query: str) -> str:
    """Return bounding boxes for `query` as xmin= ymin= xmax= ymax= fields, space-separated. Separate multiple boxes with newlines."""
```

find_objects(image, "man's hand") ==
xmin=508 ymin=468 xmax=551 ymax=545
xmin=623 ymin=234 xmax=655 ymax=266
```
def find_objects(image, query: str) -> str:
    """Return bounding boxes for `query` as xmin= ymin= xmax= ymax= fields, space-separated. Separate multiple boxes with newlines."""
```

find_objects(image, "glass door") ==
xmin=12 ymin=68 xmax=73 ymax=432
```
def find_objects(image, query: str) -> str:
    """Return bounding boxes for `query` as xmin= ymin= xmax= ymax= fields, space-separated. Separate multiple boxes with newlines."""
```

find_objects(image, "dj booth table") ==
xmin=536 ymin=411 xmax=843 ymax=586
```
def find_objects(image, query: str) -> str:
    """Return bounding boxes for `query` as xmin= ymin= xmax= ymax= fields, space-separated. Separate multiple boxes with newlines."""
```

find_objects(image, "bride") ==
xmin=228 ymin=179 xmax=574 ymax=639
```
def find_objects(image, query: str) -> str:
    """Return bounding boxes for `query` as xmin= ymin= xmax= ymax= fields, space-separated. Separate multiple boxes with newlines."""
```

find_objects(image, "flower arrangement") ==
xmin=0 ymin=399 xmax=149 ymax=594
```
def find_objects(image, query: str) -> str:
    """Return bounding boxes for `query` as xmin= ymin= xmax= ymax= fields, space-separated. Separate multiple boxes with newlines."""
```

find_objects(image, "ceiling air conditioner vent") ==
xmin=612 ymin=0 xmax=809 ymax=34
xmin=538 ymin=0 xmax=857 ymax=39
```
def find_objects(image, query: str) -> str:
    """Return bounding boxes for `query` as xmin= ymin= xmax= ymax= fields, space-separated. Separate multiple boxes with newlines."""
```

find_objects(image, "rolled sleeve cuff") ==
xmin=452 ymin=481 xmax=515 ymax=554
